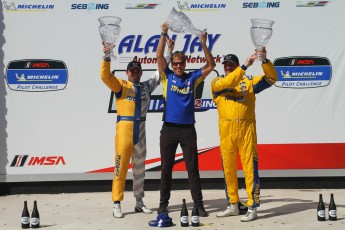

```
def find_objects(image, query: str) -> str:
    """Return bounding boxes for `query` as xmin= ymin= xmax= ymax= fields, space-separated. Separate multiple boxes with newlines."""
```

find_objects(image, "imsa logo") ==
xmin=10 ymin=155 xmax=66 ymax=167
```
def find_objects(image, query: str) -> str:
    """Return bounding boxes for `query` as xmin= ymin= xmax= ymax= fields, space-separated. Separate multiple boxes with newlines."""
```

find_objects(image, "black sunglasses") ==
xmin=172 ymin=61 xmax=185 ymax=66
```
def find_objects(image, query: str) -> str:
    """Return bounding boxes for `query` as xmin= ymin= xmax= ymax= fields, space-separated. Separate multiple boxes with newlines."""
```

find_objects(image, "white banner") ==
xmin=1 ymin=0 xmax=345 ymax=182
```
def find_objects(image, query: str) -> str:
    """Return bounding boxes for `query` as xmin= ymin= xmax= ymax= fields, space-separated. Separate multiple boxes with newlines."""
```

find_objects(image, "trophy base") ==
xmin=254 ymin=47 xmax=266 ymax=61
xmin=109 ymin=55 xmax=117 ymax=61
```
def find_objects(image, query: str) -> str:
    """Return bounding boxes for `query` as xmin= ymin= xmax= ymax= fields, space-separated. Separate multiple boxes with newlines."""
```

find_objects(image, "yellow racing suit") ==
xmin=211 ymin=61 xmax=277 ymax=207
xmin=100 ymin=60 xmax=161 ymax=202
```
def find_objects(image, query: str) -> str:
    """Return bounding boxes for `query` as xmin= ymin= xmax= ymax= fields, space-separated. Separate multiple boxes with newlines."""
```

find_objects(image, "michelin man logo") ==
xmin=3 ymin=1 xmax=17 ymax=10
xmin=177 ymin=1 xmax=190 ymax=10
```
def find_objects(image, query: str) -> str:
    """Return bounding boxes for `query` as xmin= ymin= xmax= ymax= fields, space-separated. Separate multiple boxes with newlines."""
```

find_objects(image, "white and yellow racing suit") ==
xmin=100 ymin=60 xmax=161 ymax=202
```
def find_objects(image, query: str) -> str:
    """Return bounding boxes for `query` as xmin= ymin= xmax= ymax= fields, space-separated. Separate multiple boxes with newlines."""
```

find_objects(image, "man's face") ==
xmin=127 ymin=67 xmax=142 ymax=83
xmin=223 ymin=61 xmax=239 ymax=75
xmin=171 ymin=56 xmax=186 ymax=78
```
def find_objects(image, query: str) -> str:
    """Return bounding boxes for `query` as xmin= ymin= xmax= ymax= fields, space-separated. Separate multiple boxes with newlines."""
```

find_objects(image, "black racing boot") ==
xmin=157 ymin=202 xmax=168 ymax=214
xmin=195 ymin=201 xmax=209 ymax=217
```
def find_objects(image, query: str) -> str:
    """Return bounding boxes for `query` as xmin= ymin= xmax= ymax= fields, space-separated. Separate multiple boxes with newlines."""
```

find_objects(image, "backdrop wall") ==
xmin=1 ymin=0 xmax=344 ymax=182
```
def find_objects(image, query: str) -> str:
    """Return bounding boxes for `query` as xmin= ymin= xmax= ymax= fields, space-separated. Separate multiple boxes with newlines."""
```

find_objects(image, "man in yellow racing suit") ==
xmin=100 ymin=42 xmax=173 ymax=218
xmin=211 ymin=48 xmax=277 ymax=222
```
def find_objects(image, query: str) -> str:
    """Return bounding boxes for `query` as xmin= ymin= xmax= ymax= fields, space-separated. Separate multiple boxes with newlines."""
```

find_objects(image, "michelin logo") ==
xmin=177 ymin=1 xmax=226 ymax=11
xmin=5 ymin=60 xmax=68 ymax=92
xmin=3 ymin=1 xmax=55 ymax=11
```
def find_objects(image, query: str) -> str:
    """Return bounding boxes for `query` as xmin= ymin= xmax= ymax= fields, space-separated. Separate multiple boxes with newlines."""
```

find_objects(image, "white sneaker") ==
xmin=113 ymin=203 xmax=124 ymax=218
xmin=240 ymin=208 xmax=257 ymax=222
xmin=216 ymin=204 xmax=239 ymax=217
xmin=135 ymin=206 xmax=153 ymax=214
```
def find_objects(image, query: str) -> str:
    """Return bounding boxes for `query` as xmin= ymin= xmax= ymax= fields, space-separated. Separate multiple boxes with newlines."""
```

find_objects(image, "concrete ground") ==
xmin=0 ymin=188 xmax=344 ymax=230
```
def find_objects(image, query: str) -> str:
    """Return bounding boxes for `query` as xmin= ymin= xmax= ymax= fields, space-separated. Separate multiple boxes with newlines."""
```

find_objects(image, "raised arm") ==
xmin=166 ymin=38 xmax=175 ymax=65
xmin=156 ymin=23 xmax=169 ymax=74
xmin=257 ymin=47 xmax=278 ymax=84
xmin=200 ymin=32 xmax=216 ymax=78
xmin=149 ymin=39 xmax=175 ymax=90
xmin=100 ymin=44 xmax=122 ymax=92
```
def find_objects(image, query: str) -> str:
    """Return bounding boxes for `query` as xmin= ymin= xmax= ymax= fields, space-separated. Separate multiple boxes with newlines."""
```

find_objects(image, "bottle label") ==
xmin=180 ymin=216 xmax=188 ymax=223
xmin=318 ymin=210 xmax=325 ymax=218
xmin=191 ymin=216 xmax=200 ymax=223
xmin=329 ymin=210 xmax=337 ymax=217
xmin=31 ymin=218 xmax=40 ymax=225
xmin=21 ymin=217 xmax=30 ymax=224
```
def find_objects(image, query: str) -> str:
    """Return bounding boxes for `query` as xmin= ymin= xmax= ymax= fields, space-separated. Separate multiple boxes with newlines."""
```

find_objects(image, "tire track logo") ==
xmin=10 ymin=155 xmax=29 ymax=167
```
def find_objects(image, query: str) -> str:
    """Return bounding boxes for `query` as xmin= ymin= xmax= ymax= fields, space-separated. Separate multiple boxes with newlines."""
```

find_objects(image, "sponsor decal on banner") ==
xmin=107 ymin=32 xmax=221 ymax=113
xmin=3 ymin=1 xmax=55 ymax=11
xmin=117 ymin=33 xmax=220 ymax=57
xmin=242 ymin=1 xmax=280 ymax=8
xmin=176 ymin=2 xmax=227 ymax=11
xmin=70 ymin=3 xmax=109 ymax=10
xmin=5 ymin=59 xmax=68 ymax=92
xmin=273 ymin=56 xmax=332 ymax=88
xmin=116 ymin=33 xmax=221 ymax=66
xmin=296 ymin=1 xmax=330 ymax=7
xmin=10 ymin=155 xmax=66 ymax=167
xmin=125 ymin=3 xmax=160 ymax=9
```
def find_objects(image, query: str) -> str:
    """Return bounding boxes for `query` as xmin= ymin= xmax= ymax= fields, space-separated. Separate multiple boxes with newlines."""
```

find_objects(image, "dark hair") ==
xmin=127 ymin=61 xmax=142 ymax=71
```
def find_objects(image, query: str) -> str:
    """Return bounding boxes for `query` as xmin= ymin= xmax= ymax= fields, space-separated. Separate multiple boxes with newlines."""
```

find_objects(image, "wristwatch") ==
xmin=161 ymin=32 xmax=168 ymax=36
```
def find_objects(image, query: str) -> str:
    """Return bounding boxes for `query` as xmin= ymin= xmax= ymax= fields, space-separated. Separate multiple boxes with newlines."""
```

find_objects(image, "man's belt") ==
xmin=117 ymin=116 xmax=146 ymax=122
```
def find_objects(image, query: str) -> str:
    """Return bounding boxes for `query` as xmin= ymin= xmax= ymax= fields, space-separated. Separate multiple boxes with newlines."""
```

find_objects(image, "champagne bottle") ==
xmin=328 ymin=193 xmax=337 ymax=221
xmin=317 ymin=194 xmax=326 ymax=221
xmin=180 ymin=199 xmax=189 ymax=227
xmin=191 ymin=203 xmax=200 ymax=227
xmin=31 ymin=200 xmax=40 ymax=228
xmin=21 ymin=201 xmax=30 ymax=229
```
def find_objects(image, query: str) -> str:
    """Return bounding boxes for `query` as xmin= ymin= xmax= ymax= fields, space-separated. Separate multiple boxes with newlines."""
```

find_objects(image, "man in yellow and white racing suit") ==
xmin=100 ymin=42 xmax=173 ymax=218
xmin=211 ymin=49 xmax=277 ymax=222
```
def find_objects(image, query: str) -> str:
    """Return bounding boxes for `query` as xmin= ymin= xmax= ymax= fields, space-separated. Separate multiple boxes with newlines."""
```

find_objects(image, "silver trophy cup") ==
xmin=98 ymin=16 xmax=122 ymax=60
xmin=250 ymin=19 xmax=274 ymax=60
xmin=165 ymin=7 xmax=206 ymax=36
